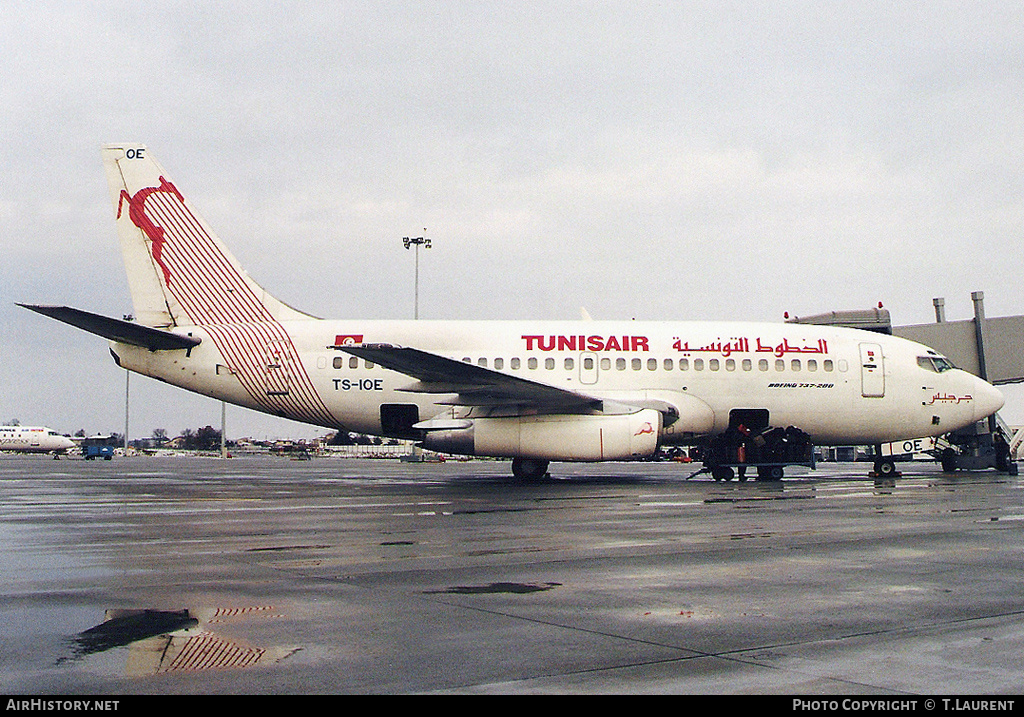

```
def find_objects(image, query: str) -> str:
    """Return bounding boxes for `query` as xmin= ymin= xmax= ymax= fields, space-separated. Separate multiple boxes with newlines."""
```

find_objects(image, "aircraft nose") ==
xmin=973 ymin=378 xmax=1005 ymax=422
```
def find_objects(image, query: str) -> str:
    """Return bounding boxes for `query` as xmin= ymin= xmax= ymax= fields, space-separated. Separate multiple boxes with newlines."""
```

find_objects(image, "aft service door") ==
xmin=859 ymin=342 xmax=885 ymax=398
xmin=264 ymin=340 xmax=292 ymax=397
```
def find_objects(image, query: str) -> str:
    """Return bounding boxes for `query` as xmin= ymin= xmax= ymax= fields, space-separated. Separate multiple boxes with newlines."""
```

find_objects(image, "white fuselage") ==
xmin=0 ymin=426 xmax=76 ymax=453
xmin=24 ymin=145 xmax=1007 ymax=472
xmin=111 ymin=317 xmax=1003 ymax=451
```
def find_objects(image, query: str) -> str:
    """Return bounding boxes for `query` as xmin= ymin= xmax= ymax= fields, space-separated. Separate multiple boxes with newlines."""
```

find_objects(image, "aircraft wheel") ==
xmin=941 ymin=449 xmax=958 ymax=473
xmin=511 ymin=458 xmax=549 ymax=480
xmin=874 ymin=459 xmax=897 ymax=476
xmin=711 ymin=466 xmax=734 ymax=482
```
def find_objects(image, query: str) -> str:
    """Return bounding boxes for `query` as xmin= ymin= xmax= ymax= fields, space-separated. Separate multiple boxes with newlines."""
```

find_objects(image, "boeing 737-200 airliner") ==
xmin=21 ymin=145 xmax=1004 ymax=479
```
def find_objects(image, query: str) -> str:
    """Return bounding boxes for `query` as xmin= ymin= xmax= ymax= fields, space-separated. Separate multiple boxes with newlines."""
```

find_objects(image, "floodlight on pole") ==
xmin=402 ymin=231 xmax=431 ymax=319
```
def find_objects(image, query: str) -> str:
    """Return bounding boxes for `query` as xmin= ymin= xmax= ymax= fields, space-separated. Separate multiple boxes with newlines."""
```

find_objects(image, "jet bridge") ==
xmin=788 ymin=292 xmax=1023 ymax=474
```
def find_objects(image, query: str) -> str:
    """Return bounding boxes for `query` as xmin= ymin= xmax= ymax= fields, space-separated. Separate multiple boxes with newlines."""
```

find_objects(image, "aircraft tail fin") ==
xmin=101 ymin=144 xmax=312 ymax=328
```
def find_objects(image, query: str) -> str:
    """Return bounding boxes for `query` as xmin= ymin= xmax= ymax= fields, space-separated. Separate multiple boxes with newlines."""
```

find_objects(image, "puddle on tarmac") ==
xmin=62 ymin=607 xmax=300 ymax=676
xmin=425 ymin=581 xmax=561 ymax=595
xmin=67 ymin=609 xmax=197 ymax=659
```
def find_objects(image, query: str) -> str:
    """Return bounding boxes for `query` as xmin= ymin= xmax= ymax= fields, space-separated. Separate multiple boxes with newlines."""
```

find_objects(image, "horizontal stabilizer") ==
xmin=18 ymin=304 xmax=201 ymax=351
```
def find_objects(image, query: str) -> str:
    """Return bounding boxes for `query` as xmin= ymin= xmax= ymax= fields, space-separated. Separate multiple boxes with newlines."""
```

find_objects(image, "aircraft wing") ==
xmin=340 ymin=344 xmax=602 ymax=411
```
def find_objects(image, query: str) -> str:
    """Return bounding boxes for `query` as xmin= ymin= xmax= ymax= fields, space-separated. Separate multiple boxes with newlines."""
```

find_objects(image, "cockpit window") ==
xmin=917 ymin=356 xmax=955 ymax=373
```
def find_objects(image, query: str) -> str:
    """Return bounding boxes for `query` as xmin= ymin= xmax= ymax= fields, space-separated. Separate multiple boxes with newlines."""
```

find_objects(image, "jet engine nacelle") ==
xmin=421 ymin=408 xmax=662 ymax=461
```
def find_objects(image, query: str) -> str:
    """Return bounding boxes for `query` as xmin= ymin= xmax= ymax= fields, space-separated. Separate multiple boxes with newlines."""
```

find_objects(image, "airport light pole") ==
xmin=403 ymin=232 xmax=431 ymax=319
xmin=124 ymin=370 xmax=130 ymax=454
xmin=221 ymin=400 xmax=227 ymax=459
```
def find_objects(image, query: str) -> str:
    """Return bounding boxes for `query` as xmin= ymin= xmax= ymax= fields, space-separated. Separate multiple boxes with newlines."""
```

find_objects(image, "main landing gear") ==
xmin=709 ymin=464 xmax=787 ymax=482
xmin=700 ymin=424 xmax=814 ymax=482
xmin=872 ymin=457 xmax=899 ymax=477
xmin=511 ymin=458 xmax=550 ymax=480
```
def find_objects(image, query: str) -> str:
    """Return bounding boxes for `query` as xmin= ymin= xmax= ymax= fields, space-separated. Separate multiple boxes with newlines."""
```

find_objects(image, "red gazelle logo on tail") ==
xmin=117 ymin=177 xmax=183 ymax=286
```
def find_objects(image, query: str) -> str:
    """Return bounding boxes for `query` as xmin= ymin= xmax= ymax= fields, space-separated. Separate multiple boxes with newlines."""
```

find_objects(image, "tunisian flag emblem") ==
xmin=333 ymin=335 xmax=364 ymax=347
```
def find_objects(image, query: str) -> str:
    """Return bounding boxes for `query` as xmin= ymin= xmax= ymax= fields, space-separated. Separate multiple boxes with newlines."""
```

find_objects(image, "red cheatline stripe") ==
xmin=205 ymin=323 xmax=337 ymax=426
xmin=149 ymin=195 xmax=248 ymax=323
xmin=138 ymin=191 xmax=339 ymax=426
xmin=145 ymin=194 xmax=221 ymax=320
xmin=149 ymin=193 xmax=271 ymax=324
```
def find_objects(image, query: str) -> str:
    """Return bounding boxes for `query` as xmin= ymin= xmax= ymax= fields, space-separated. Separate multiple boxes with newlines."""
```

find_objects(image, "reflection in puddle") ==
xmin=65 ymin=607 xmax=300 ymax=676
xmin=68 ymin=609 xmax=197 ymax=659
xmin=873 ymin=478 xmax=896 ymax=495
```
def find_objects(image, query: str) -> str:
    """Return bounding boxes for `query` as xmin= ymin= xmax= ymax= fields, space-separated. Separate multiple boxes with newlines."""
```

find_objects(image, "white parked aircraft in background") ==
xmin=0 ymin=426 xmax=75 ymax=455
xmin=20 ymin=145 xmax=1004 ymax=479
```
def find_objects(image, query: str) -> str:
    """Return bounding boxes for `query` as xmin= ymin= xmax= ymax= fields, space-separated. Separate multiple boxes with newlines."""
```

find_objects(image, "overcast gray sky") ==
xmin=2 ymin=1 xmax=1023 ymax=440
